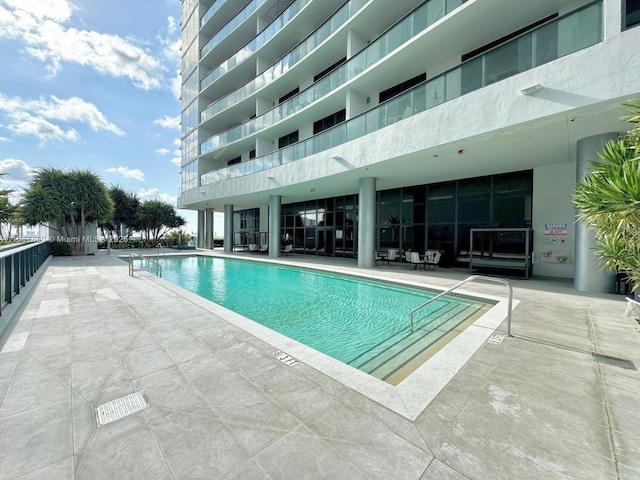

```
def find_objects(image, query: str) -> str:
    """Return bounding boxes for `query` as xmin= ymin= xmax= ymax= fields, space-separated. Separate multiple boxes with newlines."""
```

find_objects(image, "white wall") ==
xmin=532 ymin=163 xmax=576 ymax=278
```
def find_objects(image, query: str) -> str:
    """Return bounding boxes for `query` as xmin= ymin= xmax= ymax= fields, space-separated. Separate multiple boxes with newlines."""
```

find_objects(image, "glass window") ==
xmin=626 ymin=0 xmax=640 ymax=29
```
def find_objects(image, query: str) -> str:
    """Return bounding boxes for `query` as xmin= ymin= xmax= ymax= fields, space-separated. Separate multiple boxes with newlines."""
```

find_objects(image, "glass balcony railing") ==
xmin=201 ymin=0 xmax=227 ymax=28
xmin=200 ymin=0 xmax=370 ymax=125
xmin=201 ymin=0 xmax=312 ymax=92
xmin=201 ymin=0 xmax=268 ymax=59
xmin=199 ymin=1 xmax=602 ymax=187
xmin=201 ymin=0 xmax=467 ymax=154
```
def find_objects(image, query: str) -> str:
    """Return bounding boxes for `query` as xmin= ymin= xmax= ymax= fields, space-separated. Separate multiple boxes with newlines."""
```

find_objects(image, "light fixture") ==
xmin=521 ymin=84 xmax=543 ymax=95
xmin=266 ymin=175 xmax=275 ymax=180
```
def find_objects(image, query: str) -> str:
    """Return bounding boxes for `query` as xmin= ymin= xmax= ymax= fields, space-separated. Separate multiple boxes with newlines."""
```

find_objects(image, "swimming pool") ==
xmin=157 ymin=256 xmax=490 ymax=384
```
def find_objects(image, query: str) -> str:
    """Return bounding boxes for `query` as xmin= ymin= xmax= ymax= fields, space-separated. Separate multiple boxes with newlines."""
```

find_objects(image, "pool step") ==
xmin=347 ymin=301 xmax=484 ymax=381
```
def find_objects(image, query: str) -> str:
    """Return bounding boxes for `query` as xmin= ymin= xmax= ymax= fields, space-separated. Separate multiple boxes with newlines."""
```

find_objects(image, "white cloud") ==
xmin=0 ymin=93 xmax=122 ymax=143
xmin=7 ymin=111 xmax=79 ymax=144
xmin=138 ymin=187 xmax=176 ymax=205
xmin=153 ymin=115 xmax=179 ymax=129
xmin=106 ymin=166 xmax=145 ymax=182
xmin=170 ymin=69 xmax=181 ymax=101
xmin=0 ymin=1 xmax=166 ymax=90
xmin=170 ymin=155 xmax=181 ymax=167
xmin=167 ymin=16 xmax=178 ymax=35
xmin=156 ymin=148 xmax=170 ymax=155
xmin=173 ymin=138 xmax=180 ymax=147
xmin=0 ymin=158 xmax=36 ymax=185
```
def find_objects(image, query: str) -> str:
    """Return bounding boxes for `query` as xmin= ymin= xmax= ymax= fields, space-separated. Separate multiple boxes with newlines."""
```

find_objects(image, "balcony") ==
xmin=200 ymin=0 xmax=313 ymax=93
xmin=200 ymin=0 xmax=468 ymax=155
xmin=198 ymin=1 xmax=602 ymax=186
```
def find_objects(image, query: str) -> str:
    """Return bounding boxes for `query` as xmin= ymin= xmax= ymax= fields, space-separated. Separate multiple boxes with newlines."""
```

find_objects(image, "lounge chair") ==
xmin=424 ymin=250 xmax=441 ymax=270
xmin=281 ymin=244 xmax=293 ymax=256
xmin=258 ymin=244 xmax=268 ymax=254
xmin=248 ymin=244 xmax=258 ymax=254
xmin=409 ymin=251 xmax=426 ymax=270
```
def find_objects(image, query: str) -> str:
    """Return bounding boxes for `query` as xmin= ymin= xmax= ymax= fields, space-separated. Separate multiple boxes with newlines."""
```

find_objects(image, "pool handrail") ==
xmin=128 ymin=253 xmax=162 ymax=278
xmin=410 ymin=275 xmax=513 ymax=335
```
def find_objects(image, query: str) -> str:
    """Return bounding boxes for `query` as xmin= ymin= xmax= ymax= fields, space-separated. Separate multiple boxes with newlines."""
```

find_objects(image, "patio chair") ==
xmin=248 ymin=244 xmax=258 ymax=254
xmin=404 ymin=250 xmax=412 ymax=263
xmin=281 ymin=244 xmax=293 ymax=256
xmin=386 ymin=249 xmax=399 ymax=264
xmin=409 ymin=251 xmax=426 ymax=270
xmin=424 ymin=250 xmax=441 ymax=270
xmin=258 ymin=244 xmax=269 ymax=254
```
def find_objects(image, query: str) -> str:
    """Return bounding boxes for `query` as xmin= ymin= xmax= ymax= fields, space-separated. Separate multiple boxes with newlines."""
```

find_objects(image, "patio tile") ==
xmin=71 ymin=334 xmax=118 ymax=363
xmin=0 ymin=400 xmax=73 ymax=478
xmin=15 ymin=456 xmax=74 ymax=479
xmin=256 ymin=429 xmax=369 ymax=480
xmin=132 ymin=365 xmax=205 ymax=422
xmin=0 ymin=353 xmax=71 ymax=417
xmin=151 ymin=411 xmax=251 ymax=479
xmin=71 ymin=353 xmax=122 ymax=395
xmin=221 ymin=458 xmax=274 ymax=480
xmin=420 ymin=459 xmax=468 ymax=479
xmin=122 ymin=342 xmax=174 ymax=379
xmin=156 ymin=333 xmax=212 ymax=365
xmin=75 ymin=425 xmax=172 ymax=480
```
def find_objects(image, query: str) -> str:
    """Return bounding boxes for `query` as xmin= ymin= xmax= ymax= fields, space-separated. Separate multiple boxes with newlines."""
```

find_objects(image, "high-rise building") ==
xmin=179 ymin=0 xmax=640 ymax=292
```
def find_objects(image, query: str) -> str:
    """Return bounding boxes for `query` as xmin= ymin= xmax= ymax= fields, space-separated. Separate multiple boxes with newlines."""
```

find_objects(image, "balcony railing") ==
xmin=198 ymin=1 xmax=602 ymax=187
xmin=201 ymin=0 xmax=228 ymax=28
xmin=200 ymin=0 xmax=370 ymax=125
xmin=0 ymin=241 xmax=50 ymax=321
xmin=201 ymin=0 xmax=268 ymax=59
xmin=200 ymin=0 xmax=467 ymax=154
xmin=201 ymin=0 xmax=312 ymax=92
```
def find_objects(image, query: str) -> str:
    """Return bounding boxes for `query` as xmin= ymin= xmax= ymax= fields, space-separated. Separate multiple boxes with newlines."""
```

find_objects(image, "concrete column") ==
xmin=205 ymin=209 xmax=214 ymax=249
xmin=224 ymin=204 xmax=234 ymax=253
xmin=197 ymin=210 xmax=205 ymax=248
xmin=269 ymin=195 xmax=282 ymax=258
xmin=574 ymin=132 xmax=619 ymax=293
xmin=357 ymin=177 xmax=376 ymax=268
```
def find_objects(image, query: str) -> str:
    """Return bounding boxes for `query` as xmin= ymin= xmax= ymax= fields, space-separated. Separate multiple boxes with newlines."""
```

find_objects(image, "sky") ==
xmin=0 ymin=0 xmax=218 ymax=235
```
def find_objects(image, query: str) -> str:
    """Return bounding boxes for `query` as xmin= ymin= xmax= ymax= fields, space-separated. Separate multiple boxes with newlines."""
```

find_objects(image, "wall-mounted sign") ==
xmin=545 ymin=223 xmax=567 ymax=236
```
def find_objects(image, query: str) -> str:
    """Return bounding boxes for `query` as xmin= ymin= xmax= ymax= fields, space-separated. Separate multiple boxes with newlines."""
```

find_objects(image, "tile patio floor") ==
xmin=0 ymin=251 xmax=639 ymax=479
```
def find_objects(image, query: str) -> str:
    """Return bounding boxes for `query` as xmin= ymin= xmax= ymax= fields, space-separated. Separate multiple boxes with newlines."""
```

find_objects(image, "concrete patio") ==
xmin=0 ymin=251 xmax=639 ymax=479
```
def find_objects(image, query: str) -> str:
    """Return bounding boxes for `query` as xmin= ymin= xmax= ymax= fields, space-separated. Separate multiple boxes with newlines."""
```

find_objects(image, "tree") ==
xmin=134 ymin=200 xmax=185 ymax=244
xmin=0 ymin=196 xmax=17 ymax=240
xmin=573 ymin=99 xmax=640 ymax=288
xmin=100 ymin=185 xmax=139 ymax=239
xmin=22 ymin=167 xmax=114 ymax=255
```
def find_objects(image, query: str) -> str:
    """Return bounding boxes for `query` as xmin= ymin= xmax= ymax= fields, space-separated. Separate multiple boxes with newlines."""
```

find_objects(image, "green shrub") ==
xmin=51 ymin=241 xmax=72 ymax=256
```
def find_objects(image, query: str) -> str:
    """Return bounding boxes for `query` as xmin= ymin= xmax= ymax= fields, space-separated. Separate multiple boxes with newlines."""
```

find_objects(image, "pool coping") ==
xmin=140 ymin=252 xmax=517 ymax=420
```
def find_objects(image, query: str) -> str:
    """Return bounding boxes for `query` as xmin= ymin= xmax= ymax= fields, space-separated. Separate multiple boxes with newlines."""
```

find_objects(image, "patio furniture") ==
xmin=409 ymin=251 xmax=426 ymax=270
xmin=248 ymin=244 xmax=258 ymax=254
xmin=281 ymin=244 xmax=293 ymax=256
xmin=424 ymin=250 xmax=441 ymax=270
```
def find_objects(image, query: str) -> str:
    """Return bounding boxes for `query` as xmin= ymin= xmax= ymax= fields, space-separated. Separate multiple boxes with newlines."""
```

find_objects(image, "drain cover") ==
xmin=271 ymin=350 xmax=298 ymax=366
xmin=487 ymin=334 xmax=505 ymax=345
xmin=95 ymin=391 xmax=149 ymax=427
xmin=592 ymin=353 xmax=637 ymax=370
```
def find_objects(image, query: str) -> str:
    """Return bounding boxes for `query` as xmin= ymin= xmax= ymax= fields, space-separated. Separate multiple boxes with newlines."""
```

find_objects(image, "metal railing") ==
xmin=128 ymin=253 xmax=162 ymax=278
xmin=0 ymin=241 xmax=51 ymax=316
xmin=410 ymin=275 xmax=513 ymax=335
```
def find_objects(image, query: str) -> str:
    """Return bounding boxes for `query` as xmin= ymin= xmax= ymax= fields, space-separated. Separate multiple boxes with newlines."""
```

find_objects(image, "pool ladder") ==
xmin=128 ymin=253 xmax=162 ymax=278
xmin=410 ymin=275 xmax=513 ymax=335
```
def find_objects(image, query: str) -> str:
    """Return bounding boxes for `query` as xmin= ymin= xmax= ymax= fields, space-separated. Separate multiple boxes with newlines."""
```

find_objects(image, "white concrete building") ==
xmin=179 ymin=0 xmax=640 ymax=292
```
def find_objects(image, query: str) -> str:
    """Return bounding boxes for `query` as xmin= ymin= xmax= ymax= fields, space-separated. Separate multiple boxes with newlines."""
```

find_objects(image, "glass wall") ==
xmin=233 ymin=208 xmax=260 ymax=248
xmin=268 ymin=171 xmax=532 ymax=264
xmin=625 ymin=0 xmax=640 ymax=29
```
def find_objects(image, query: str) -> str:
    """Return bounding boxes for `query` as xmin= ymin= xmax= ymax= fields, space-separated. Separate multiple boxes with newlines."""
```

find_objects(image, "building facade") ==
xmin=179 ymin=0 xmax=640 ymax=291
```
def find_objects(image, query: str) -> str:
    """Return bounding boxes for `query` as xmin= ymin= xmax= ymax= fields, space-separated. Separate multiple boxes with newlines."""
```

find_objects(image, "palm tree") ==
xmin=573 ymin=99 xmax=640 ymax=289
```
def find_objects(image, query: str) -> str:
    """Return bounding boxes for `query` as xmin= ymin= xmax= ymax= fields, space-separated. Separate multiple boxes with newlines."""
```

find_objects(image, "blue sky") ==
xmin=0 ymin=0 xmax=211 ymax=233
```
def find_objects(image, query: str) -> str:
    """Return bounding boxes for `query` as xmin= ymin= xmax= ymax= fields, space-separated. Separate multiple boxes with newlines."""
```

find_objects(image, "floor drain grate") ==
xmin=95 ymin=391 xmax=149 ymax=427
xmin=592 ymin=353 xmax=637 ymax=370
xmin=487 ymin=334 xmax=505 ymax=345
xmin=271 ymin=350 xmax=298 ymax=366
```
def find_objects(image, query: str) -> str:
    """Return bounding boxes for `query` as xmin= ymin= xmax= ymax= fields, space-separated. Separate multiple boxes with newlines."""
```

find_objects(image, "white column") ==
xmin=197 ymin=210 xmax=205 ymax=248
xmin=224 ymin=205 xmax=234 ymax=253
xmin=269 ymin=195 xmax=281 ymax=258
xmin=205 ymin=209 xmax=214 ymax=249
xmin=358 ymin=177 xmax=376 ymax=268
xmin=574 ymin=133 xmax=619 ymax=293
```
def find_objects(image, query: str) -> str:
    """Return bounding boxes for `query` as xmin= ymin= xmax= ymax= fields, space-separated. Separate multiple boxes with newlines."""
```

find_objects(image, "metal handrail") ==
xmin=128 ymin=253 xmax=162 ymax=278
xmin=410 ymin=275 xmax=513 ymax=335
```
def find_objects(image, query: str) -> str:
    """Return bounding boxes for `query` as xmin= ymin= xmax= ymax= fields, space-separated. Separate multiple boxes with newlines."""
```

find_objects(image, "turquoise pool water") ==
xmin=158 ymin=256 xmax=485 ymax=369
